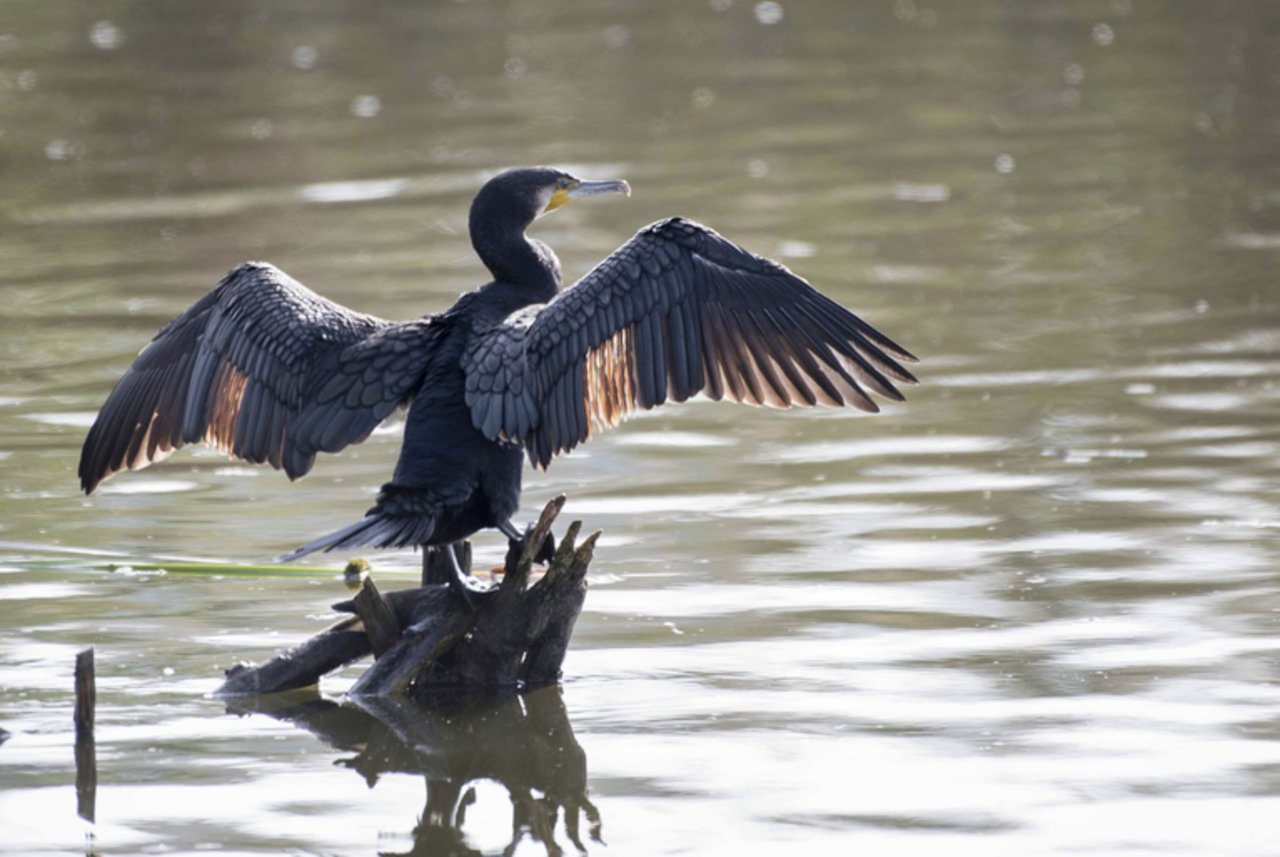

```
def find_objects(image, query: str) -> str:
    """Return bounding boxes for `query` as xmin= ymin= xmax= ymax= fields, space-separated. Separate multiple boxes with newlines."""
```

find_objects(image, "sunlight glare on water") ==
xmin=1 ymin=1 xmax=1279 ymax=855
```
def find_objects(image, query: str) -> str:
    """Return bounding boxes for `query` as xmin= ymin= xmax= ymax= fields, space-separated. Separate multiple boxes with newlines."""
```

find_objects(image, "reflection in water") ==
xmin=228 ymin=688 xmax=601 ymax=857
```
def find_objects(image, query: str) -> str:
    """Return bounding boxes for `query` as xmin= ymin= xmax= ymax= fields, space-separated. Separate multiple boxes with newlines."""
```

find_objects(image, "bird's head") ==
xmin=469 ymin=167 xmax=631 ymax=289
xmin=472 ymin=167 xmax=631 ymax=232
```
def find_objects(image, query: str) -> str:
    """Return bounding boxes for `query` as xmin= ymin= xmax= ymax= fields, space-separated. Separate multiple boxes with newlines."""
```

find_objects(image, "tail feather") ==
xmin=276 ymin=511 xmax=437 ymax=563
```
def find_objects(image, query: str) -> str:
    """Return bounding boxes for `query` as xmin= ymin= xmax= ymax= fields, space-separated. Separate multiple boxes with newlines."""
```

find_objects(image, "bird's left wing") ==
xmin=463 ymin=217 xmax=918 ymax=468
xmin=79 ymin=263 xmax=438 ymax=492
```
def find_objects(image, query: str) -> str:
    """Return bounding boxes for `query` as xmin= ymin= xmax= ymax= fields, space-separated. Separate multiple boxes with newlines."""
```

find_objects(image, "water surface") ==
xmin=2 ymin=1 xmax=1279 ymax=854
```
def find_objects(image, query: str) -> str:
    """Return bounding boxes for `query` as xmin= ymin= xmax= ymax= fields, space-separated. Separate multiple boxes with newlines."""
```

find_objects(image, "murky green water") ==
xmin=3 ymin=1 xmax=1279 ymax=854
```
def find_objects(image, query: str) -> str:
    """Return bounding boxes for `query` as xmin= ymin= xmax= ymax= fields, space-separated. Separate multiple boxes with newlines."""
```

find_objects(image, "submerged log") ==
xmin=219 ymin=621 xmax=371 ymax=695
xmin=216 ymin=496 xmax=595 ymax=697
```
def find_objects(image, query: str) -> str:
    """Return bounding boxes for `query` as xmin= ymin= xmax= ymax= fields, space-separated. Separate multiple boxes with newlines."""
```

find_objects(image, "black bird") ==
xmin=79 ymin=167 xmax=917 ymax=593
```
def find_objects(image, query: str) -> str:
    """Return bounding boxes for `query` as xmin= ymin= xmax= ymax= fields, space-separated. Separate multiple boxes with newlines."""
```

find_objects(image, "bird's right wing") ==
xmin=79 ymin=263 xmax=437 ymax=492
xmin=463 ymin=217 xmax=917 ymax=468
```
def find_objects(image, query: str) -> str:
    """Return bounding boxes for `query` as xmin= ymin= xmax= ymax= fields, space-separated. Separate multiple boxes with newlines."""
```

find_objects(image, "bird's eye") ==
xmin=557 ymin=177 xmax=570 ymax=189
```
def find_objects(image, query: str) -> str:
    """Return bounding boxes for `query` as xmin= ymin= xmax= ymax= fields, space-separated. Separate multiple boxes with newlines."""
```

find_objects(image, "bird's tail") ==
xmin=276 ymin=510 xmax=438 ymax=563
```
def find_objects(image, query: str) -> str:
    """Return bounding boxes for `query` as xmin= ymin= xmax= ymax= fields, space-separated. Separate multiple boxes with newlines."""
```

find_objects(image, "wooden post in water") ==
xmin=73 ymin=648 xmax=97 ymax=823
xmin=216 ymin=495 xmax=596 ymax=697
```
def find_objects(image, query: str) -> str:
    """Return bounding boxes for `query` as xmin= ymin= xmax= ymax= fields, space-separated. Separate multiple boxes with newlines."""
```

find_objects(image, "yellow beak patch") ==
xmin=544 ymin=186 xmax=572 ymax=214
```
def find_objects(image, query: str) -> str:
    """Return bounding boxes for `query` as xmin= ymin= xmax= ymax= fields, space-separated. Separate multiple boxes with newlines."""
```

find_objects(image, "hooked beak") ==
xmin=567 ymin=178 xmax=631 ymax=200
xmin=544 ymin=178 xmax=631 ymax=214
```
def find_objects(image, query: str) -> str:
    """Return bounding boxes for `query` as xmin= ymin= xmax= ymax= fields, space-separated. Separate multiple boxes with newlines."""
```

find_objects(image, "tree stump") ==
xmin=217 ymin=496 xmax=597 ymax=697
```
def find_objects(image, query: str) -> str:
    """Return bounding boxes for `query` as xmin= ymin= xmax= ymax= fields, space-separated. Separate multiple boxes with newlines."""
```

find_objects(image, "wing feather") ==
xmin=733 ymin=310 xmax=791 ymax=407
xmin=755 ymin=308 xmax=819 ymax=406
xmin=462 ymin=217 xmax=917 ymax=468
xmin=79 ymin=263 xmax=436 ymax=493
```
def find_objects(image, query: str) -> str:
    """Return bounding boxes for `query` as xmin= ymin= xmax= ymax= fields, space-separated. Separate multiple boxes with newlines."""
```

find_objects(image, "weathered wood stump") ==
xmin=217 ymin=496 xmax=597 ymax=697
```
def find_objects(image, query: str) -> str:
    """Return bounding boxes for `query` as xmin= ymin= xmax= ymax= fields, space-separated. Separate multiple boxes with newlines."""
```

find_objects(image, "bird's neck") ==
xmin=471 ymin=218 xmax=561 ymax=302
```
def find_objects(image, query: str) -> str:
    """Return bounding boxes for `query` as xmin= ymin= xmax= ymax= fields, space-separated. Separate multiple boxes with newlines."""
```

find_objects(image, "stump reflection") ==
xmin=228 ymin=687 xmax=601 ymax=856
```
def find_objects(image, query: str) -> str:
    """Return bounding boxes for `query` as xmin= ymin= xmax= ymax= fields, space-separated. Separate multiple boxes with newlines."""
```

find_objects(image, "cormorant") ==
xmin=79 ymin=167 xmax=917 ymax=594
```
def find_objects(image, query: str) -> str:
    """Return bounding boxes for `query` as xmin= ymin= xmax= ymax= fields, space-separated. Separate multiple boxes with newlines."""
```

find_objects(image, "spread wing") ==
xmin=463 ymin=217 xmax=918 ymax=468
xmin=79 ymin=262 xmax=438 ymax=492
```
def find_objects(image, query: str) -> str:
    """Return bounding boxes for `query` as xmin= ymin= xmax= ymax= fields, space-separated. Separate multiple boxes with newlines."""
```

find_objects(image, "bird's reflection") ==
xmin=227 ymin=687 xmax=601 ymax=856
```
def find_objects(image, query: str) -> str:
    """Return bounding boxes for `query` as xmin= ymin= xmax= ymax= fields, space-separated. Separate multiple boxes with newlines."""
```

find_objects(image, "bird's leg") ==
xmin=444 ymin=541 xmax=485 ymax=607
xmin=498 ymin=519 xmax=556 ymax=564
